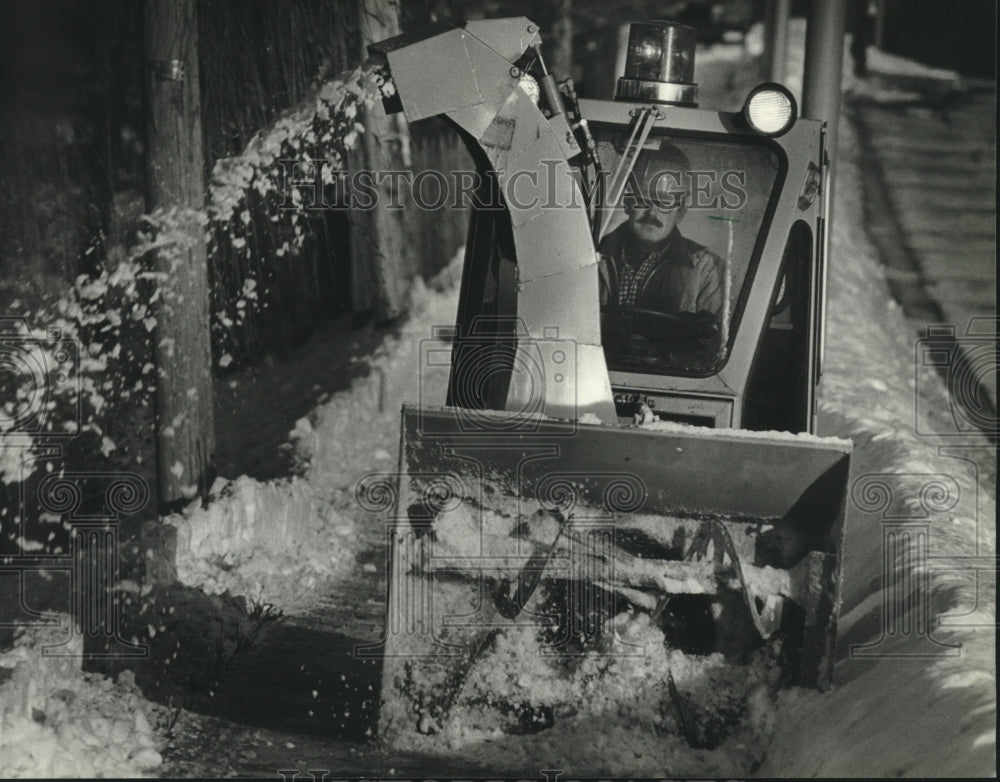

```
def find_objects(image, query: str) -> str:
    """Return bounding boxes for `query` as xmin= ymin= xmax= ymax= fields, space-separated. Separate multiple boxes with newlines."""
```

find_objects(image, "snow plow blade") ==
xmin=372 ymin=405 xmax=852 ymax=746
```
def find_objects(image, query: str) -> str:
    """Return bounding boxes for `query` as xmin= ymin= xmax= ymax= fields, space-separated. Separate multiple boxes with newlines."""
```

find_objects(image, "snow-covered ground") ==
xmin=759 ymin=96 xmax=995 ymax=780
xmin=0 ymin=621 xmax=165 ymax=777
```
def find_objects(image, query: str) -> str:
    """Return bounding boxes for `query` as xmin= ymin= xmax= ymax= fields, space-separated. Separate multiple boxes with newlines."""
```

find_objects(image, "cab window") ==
xmin=591 ymin=128 xmax=782 ymax=376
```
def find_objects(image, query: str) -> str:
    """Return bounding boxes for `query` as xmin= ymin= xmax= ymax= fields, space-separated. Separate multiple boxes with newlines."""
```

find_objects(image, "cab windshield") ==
xmin=591 ymin=128 xmax=782 ymax=375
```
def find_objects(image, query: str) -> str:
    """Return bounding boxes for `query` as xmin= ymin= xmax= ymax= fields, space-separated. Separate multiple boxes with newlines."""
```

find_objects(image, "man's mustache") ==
xmin=637 ymin=214 xmax=664 ymax=227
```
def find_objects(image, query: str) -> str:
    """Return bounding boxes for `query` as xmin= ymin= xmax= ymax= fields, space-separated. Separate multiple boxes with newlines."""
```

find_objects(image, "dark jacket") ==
xmin=597 ymin=223 xmax=725 ymax=357
xmin=597 ymin=223 xmax=724 ymax=317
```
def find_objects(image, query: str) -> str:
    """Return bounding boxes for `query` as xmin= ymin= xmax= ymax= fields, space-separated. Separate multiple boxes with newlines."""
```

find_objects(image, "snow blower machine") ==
xmin=363 ymin=18 xmax=853 ymax=751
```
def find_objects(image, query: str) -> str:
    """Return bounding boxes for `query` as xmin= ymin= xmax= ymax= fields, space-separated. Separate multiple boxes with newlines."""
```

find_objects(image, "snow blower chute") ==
xmin=364 ymin=18 xmax=853 ymax=748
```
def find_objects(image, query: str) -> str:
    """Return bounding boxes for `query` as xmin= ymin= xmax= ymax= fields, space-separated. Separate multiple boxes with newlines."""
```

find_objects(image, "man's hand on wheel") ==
xmin=673 ymin=310 xmax=717 ymax=337
xmin=625 ymin=307 xmax=718 ymax=344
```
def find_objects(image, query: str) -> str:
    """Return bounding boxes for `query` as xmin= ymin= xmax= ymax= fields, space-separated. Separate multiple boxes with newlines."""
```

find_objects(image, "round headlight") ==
xmin=743 ymin=83 xmax=797 ymax=137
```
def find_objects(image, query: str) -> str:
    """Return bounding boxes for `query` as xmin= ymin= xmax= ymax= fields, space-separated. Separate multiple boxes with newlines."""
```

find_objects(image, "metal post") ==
xmin=873 ymin=0 xmax=886 ymax=49
xmin=803 ymin=0 xmax=848 ymax=192
xmin=803 ymin=0 xmax=847 ymax=378
xmin=763 ymin=0 xmax=791 ymax=83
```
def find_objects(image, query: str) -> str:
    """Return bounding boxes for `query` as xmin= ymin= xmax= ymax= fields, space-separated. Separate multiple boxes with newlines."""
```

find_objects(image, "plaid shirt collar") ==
xmin=621 ymin=226 xmax=685 ymax=267
xmin=611 ymin=227 xmax=678 ymax=313
xmin=601 ymin=224 xmax=693 ymax=270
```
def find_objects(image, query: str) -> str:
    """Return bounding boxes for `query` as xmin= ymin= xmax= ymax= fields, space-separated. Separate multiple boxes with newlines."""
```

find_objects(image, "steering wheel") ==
xmin=612 ymin=306 xmax=720 ymax=341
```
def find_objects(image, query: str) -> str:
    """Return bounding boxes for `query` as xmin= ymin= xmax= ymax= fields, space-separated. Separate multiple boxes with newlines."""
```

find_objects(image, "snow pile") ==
xmin=705 ymin=18 xmax=966 ymax=111
xmin=167 ymin=475 xmax=361 ymax=605
xmin=401 ymin=613 xmax=782 ymax=776
xmin=167 ymin=258 xmax=460 ymax=604
xmin=293 ymin=273 xmax=457 ymax=491
xmin=756 ymin=109 xmax=997 ymax=778
xmin=0 ymin=620 xmax=163 ymax=778
xmin=750 ymin=21 xmax=996 ymax=778
xmin=844 ymin=44 xmax=965 ymax=103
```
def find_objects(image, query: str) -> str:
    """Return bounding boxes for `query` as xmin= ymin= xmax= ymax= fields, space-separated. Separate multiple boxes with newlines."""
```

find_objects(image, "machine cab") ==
xmin=442 ymin=19 xmax=827 ymax=434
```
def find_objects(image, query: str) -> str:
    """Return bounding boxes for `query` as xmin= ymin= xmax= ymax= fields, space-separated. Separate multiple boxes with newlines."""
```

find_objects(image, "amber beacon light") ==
xmin=615 ymin=21 xmax=699 ymax=106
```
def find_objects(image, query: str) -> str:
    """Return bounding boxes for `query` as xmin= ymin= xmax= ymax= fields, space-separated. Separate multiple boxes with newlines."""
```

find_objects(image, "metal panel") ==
xmin=386 ymin=31 xmax=485 ymax=121
xmin=515 ymin=263 xmax=603 ymax=344
xmin=462 ymin=33 xmax=524 ymax=119
xmin=642 ymin=392 xmax=734 ymax=427
xmin=445 ymin=103 xmax=500 ymax=143
xmin=464 ymin=17 xmax=542 ymax=61
xmin=401 ymin=405 xmax=851 ymax=534
xmin=505 ymin=339 xmax=616 ymax=423
xmin=383 ymin=19 xmax=614 ymax=424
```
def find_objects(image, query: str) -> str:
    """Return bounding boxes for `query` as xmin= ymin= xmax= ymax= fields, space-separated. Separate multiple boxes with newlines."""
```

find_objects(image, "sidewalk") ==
xmin=846 ymin=51 xmax=997 ymax=412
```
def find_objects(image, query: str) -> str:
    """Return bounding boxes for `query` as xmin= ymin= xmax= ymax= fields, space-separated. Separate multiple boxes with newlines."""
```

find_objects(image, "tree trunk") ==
xmin=143 ymin=0 xmax=215 ymax=512
xmin=348 ymin=0 xmax=410 ymax=324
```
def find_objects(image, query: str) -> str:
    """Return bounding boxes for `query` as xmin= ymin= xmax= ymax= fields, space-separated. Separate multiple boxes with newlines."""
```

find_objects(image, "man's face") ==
xmin=625 ymin=197 xmax=685 ymax=244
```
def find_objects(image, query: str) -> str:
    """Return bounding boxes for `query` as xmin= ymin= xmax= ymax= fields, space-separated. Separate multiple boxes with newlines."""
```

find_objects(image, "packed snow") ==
xmin=375 ymin=484 xmax=817 ymax=775
xmin=165 ymin=259 xmax=459 ymax=606
xmin=756 ymin=110 xmax=996 ymax=779
xmin=397 ymin=613 xmax=784 ymax=776
xmin=638 ymin=417 xmax=853 ymax=445
xmin=0 ymin=620 xmax=164 ymax=778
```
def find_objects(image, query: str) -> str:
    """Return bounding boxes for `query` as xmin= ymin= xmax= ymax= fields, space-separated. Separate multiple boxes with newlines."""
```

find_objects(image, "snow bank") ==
xmin=700 ymin=18 xmax=966 ymax=110
xmin=756 ymin=109 xmax=996 ymax=778
xmin=0 ymin=620 xmax=163 ymax=778
xmin=167 ymin=475 xmax=361 ymax=606
xmin=166 ymin=254 xmax=460 ymax=605
xmin=752 ymin=21 xmax=996 ymax=778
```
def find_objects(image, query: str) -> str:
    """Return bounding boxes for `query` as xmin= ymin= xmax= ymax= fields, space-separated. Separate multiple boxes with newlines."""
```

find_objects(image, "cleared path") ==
xmin=850 ymin=77 xmax=996 ymax=419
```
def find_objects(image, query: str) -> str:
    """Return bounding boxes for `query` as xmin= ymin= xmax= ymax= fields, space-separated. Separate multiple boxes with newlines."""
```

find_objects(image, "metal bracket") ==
xmin=598 ymin=105 xmax=660 ymax=238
